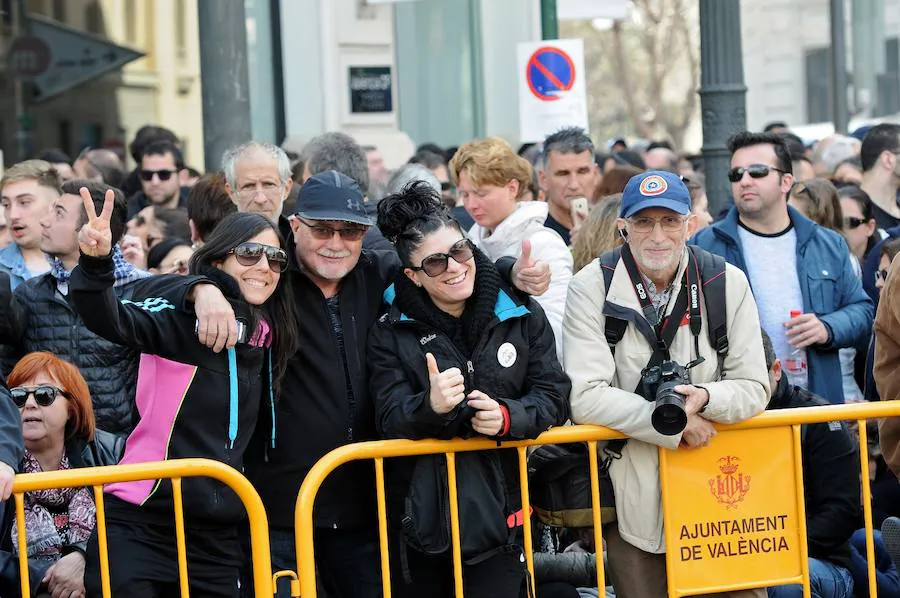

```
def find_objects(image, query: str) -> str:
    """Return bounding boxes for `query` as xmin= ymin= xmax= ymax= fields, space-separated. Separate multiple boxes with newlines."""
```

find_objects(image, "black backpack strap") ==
xmin=689 ymin=246 xmax=729 ymax=376
xmin=598 ymin=248 xmax=629 ymax=461
xmin=600 ymin=248 xmax=627 ymax=355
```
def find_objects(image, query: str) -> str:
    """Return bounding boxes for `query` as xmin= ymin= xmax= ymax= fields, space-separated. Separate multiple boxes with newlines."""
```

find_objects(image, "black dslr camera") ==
xmin=641 ymin=358 xmax=703 ymax=436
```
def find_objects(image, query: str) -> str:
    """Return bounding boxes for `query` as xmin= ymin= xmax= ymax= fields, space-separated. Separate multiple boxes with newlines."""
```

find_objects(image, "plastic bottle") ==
xmin=784 ymin=309 xmax=808 ymax=387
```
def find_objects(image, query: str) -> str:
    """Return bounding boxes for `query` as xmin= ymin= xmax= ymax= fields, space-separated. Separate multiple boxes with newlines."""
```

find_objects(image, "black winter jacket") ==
xmin=767 ymin=376 xmax=860 ymax=569
xmin=69 ymin=255 xmax=274 ymax=526
xmin=0 ymin=430 xmax=124 ymax=597
xmin=366 ymin=273 xmax=570 ymax=558
xmin=0 ymin=274 xmax=142 ymax=436
xmin=247 ymin=218 xmax=521 ymax=530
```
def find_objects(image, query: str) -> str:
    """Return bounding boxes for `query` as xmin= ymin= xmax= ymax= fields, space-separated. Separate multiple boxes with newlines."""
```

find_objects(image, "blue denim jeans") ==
xmin=767 ymin=558 xmax=854 ymax=598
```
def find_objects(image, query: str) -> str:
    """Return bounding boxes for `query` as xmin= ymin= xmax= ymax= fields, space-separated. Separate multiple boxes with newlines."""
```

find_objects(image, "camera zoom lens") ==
xmin=651 ymin=384 xmax=688 ymax=436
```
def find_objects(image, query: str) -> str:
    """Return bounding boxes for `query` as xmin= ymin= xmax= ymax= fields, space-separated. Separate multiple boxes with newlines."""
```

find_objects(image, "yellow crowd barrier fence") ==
xmin=9 ymin=458 xmax=273 ymax=598
xmin=292 ymin=400 xmax=900 ymax=598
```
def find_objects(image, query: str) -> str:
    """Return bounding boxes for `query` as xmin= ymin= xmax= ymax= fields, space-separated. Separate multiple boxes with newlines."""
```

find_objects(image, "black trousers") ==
xmin=390 ymin=540 xmax=529 ymax=598
xmin=84 ymin=515 xmax=242 ymax=598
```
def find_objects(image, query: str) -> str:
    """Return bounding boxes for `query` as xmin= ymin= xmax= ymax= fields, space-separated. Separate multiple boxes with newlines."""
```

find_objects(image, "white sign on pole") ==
xmin=517 ymin=39 xmax=589 ymax=143
xmin=26 ymin=14 xmax=144 ymax=101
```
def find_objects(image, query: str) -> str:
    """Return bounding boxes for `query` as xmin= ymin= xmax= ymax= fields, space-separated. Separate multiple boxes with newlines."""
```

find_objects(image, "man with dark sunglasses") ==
xmin=186 ymin=169 xmax=551 ymax=598
xmin=693 ymin=131 xmax=873 ymax=405
xmin=126 ymin=140 xmax=189 ymax=219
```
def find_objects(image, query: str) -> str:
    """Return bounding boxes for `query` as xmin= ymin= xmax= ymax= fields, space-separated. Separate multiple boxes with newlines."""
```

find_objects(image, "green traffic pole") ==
xmin=541 ymin=0 xmax=558 ymax=40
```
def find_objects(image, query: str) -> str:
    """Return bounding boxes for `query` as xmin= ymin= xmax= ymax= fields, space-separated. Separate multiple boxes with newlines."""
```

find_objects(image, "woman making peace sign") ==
xmin=69 ymin=187 xmax=299 ymax=597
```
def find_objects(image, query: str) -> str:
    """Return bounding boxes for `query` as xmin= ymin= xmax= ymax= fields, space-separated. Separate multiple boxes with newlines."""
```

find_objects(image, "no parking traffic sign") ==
xmin=518 ymin=39 xmax=588 ymax=142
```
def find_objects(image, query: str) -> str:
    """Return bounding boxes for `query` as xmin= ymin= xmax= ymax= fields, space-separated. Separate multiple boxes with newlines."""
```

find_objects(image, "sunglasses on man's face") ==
xmin=409 ymin=239 xmax=475 ymax=278
xmin=140 ymin=169 xmax=177 ymax=182
xmin=10 ymin=385 xmax=69 ymax=408
xmin=843 ymin=217 xmax=868 ymax=230
xmin=229 ymin=242 xmax=288 ymax=273
xmin=727 ymin=164 xmax=787 ymax=183
xmin=299 ymin=219 xmax=368 ymax=242
xmin=876 ymin=268 xmax=890 ymax=282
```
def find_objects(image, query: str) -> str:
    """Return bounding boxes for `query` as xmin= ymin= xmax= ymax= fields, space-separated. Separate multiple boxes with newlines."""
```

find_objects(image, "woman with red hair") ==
xmin=0 ymin=352 xmax=123 ymax=598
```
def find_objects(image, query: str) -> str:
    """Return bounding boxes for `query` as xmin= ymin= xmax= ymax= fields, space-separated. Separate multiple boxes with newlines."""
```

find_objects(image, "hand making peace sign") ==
xmin=77 ymin=186 xmax=115 ymax=258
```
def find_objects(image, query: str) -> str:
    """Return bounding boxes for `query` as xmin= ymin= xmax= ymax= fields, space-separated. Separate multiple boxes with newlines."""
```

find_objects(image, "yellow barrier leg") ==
xmin=587 ymin=442 xmax=607 ymax=595
xmin=93 ymin=486 xmax=112 ymax=598
xmin=446 ymin=453 xmax=464 ymax=598
xmin=517 ymin=447 xmax=535 ymax=591
xmin=374 ymin=458 xmax=392 ymax=598
xmin=792 ymin=425 xmax=811 ymax=598
xmin=858 ymin=421 xmax=877 ymax=598
xmin=172 ymin=478 xmax=191 ymax=597
xmin=15 ymin=492 xmax=30 ymax=598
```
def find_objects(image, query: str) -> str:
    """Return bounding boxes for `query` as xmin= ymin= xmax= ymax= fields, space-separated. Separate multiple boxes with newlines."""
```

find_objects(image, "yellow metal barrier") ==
xmin=10 ymin=458 xmax=273 ymax=598
xmin=292 ymin=400 xmax=900 ymax=598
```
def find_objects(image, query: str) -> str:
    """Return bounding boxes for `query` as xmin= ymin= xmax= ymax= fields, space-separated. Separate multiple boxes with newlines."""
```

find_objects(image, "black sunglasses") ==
xmin=409 ymin=239 xmax=475 ymax=278
xmin=843 ymin=217 xmax=868 ymax=229
xmin=876 ymin=268 xmax=890 ymax=282
xmin=10 ymin=385 xmax=69 ymax=408
xmin=140 ymin=169 xmax=177 ymax=182
xmin=229 ymin=242 xmax=288 ymax=273
xmin=727 ymin=164 xmax=787 ymax=183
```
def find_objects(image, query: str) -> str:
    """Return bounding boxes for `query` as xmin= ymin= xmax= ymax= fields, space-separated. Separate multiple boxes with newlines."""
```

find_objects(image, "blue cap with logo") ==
xmin=619 ymin=170 xmax=692 ymax=218
xmin=295 ymin=170 xmax=373 ymax=226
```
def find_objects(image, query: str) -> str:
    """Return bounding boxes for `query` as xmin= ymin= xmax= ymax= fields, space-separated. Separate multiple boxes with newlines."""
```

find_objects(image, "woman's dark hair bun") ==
xmin=376 ymin=180 xmax=447 ymax=242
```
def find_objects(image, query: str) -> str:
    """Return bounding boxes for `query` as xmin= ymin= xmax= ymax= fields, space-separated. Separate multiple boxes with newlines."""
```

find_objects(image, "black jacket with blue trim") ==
xmin=366 ymin=264 xmax=570 ymax=557
xmin=69 ymin=254 xmax=274 ymax=526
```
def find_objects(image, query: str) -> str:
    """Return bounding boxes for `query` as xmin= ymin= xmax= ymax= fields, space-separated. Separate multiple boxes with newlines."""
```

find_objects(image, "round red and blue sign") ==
xmin=525 ymin=46 xmax=575 ymax=102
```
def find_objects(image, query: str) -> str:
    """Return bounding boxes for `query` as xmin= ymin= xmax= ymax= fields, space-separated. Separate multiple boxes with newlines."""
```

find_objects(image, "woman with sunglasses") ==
xmin=367 ymin=182 xmax=570 ymax=598
xmin=838 ymin=185 xmax=881 ymax=264
xmin=67 ymin=188 xmax=299 ymax=597
xmin=0 ymin=352 xmax=123 ymax=598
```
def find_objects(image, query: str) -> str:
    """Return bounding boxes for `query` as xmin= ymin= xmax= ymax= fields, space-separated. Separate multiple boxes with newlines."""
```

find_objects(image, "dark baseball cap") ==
xmin=295 ymin=170 xmax=373 ymax=226
xmin=620 ymin=170 xmax=692 ymax=219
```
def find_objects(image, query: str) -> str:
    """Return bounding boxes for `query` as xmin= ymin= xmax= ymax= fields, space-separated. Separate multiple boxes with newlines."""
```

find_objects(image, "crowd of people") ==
xmin=0 ymin=120 xmax=896 ymax=598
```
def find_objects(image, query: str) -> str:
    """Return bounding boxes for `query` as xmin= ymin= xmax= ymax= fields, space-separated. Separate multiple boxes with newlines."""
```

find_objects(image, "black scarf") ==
xmin=394 ymin=247 xmax=501 ymax=357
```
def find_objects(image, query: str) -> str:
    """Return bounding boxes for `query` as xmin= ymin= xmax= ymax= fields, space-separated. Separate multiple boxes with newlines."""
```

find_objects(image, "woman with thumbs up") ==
xmin=366 ymin=181 xmax=571 ymax=597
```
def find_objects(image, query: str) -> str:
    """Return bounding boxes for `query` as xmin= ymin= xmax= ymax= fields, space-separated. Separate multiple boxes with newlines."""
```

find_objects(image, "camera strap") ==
xmin=602 ymin=246 xmax=707 ymax=465
xmin=619 ymin=244 xmax=702 ymax=360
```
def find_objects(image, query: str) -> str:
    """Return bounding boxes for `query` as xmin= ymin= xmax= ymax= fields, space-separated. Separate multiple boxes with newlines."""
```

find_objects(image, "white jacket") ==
xmin=468 ymin=202 xmax=572 ymax=359
xmin=562 ymin=248 xmax=769 ymax=554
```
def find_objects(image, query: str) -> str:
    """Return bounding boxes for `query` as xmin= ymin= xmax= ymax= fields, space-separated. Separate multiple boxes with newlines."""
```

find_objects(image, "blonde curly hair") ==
xmin=449 ymin=138 xmax=532 ymax=199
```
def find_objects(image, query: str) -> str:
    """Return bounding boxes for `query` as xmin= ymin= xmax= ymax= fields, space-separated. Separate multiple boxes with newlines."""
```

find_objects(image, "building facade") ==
xmin=0 ymin=0 xmax=203 ymax=169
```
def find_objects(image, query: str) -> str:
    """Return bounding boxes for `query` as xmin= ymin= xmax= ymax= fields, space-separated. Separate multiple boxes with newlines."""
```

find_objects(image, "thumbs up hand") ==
xmin=426 ymin=352 xmax=466 ymax=415
xmin=511 ymin=239 xmax=551 ymax=296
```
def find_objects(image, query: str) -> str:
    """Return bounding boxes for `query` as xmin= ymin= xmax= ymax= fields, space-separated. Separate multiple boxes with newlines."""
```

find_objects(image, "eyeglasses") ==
xmin=299 ymin=219 xmax=368 ymax=242
xmin=876 ymin=268 xmax=890 ymax=282
xmin=236 ymin=182 xmax=284 ymax=200
xmin=727 ymin=164 xmax=787 ymax=183
xmin=140 ymin=169 xmax=177 ymax=182
xmin=843 ymin=217 xmax=868 ymax=230
xmin=229 ymin=242 xmax=288 ymax=273
xmin=627 ymin=215 xmax=687 ymax=233
xmin=409 ymin=239 xmax=475 ymax=277
xmin=10 ymin=385 xmax=69 ymax=408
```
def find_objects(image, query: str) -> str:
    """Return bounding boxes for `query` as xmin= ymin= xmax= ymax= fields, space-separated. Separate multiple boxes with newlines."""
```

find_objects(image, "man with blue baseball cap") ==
xmin=563 ymin=170 xmax=770 ymax=598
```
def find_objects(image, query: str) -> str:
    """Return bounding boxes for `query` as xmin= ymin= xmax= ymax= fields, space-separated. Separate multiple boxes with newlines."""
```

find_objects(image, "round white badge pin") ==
xmin=497 ymin=342 xmax=517 ymax=368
